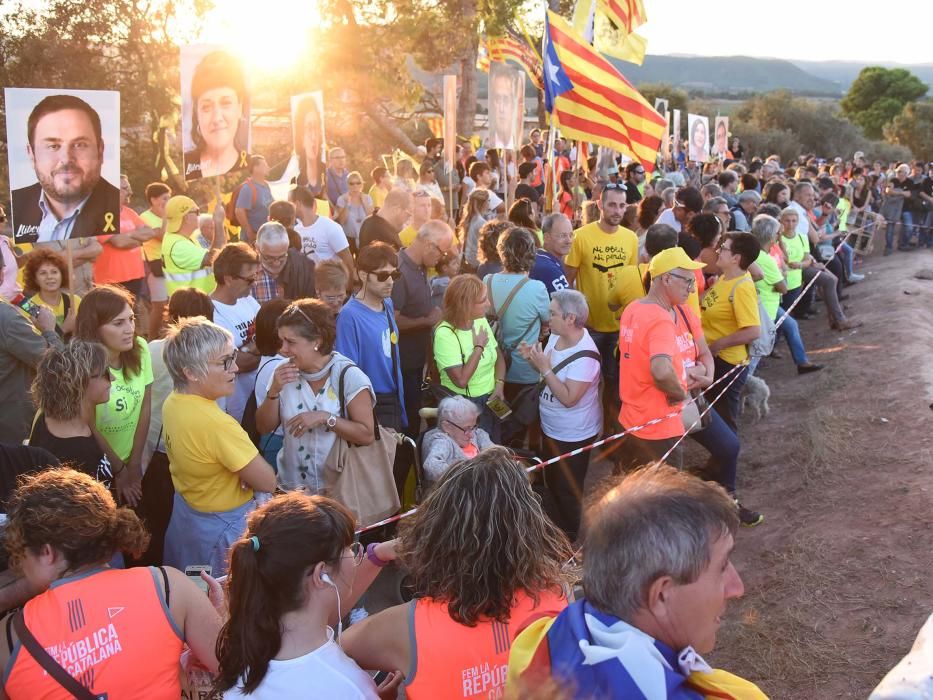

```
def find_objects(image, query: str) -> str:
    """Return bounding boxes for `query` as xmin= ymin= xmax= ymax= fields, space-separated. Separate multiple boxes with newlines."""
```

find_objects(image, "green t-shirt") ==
xmin=433 ymin=319 xmax=497 ymax=397
xmin=96 ymin=337 xmax=154 ymax=461
xmin=781 ymin=232 xmax=808 ymax=290
xmin=837 ymin=197 xmax=851 ymax=232
xmin=754 ymin=250 xmax=784 ymax=320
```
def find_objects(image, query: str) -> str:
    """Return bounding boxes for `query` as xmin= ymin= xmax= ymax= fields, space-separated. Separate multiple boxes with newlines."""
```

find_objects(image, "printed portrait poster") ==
xmin=488 ymin=62 xmax=523 ymax=151
xmin=181 ymin=44 xmax=251 ymax=181
xmin=5 ymin=88 xmax=120 ymax=244
xmin=687 ymin=114 xmax=710 ymax=163
xmin=713 ymin=116 xmax=730 ymax=158
xmin=654 ymin=99 xmax=671 ymax=163
xmin=672 ymin=109 xmax=682 ymax=159
xmin=291 ymin=91 xmax=327 ymax=194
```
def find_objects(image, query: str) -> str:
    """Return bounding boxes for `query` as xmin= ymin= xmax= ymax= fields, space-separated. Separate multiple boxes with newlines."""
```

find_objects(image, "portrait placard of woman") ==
xmin=182 ymin=47 xmax=251 ymax=181
xmin=291 ymin=91 xmax=326 ymax=196
xmin=688 ymin=114 xmax=709 ymax=164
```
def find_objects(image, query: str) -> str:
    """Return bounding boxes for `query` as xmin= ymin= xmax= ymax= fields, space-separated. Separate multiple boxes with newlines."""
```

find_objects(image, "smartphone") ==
xmin=486 ymin=395 xmax=513 ymax=421
xmin=10 ymin=293 xmax=39 ymax=318
xmin=185 ymin=564 xmax=212 ymax=594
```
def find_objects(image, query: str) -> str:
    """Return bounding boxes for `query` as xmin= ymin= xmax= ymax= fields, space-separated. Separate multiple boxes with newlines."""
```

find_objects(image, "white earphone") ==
xmin=321 ymin=572 xmax=342 ymax=644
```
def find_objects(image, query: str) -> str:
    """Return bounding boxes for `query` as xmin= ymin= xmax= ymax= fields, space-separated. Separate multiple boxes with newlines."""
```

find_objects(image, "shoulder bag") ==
xmin=323 ymin=365 xmax=401 ymax=529
xmin=510 ymin=349 xmax=602 ymax=427
xmin=13 ymin=610 xmax=103 ymax=699
xmin=486 ymin=275 xmax=538 ymax=371
xmin=675 ymin=306 xmax=713 ymax=435
xmin=373 ymin=303 xmax=404 ymax=431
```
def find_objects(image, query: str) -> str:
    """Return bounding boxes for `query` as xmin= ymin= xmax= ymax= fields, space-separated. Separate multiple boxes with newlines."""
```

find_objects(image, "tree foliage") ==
xmin=840 ymin=66 xmax=928 ymax=140
xmin=884 ymin=100 xmax=933 ymax=162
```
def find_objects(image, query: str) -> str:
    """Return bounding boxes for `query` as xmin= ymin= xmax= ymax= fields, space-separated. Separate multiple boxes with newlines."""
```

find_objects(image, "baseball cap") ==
xmin=649 ymin=247 xmax=705 ymax=278
xmin=165 ymin=196 xmax=198 ymax=233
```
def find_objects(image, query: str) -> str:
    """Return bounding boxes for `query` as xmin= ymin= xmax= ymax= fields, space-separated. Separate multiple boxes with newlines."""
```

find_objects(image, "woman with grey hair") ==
xmin=161 ymin=316 xmax=277 ymax=576
xmin=518 ymin=289 xmax=601 ymax=540
xmin=421 ymin=396 xmax=494 ymax=484
xmin=750 ymin=215 xmax=822 ymax=375
xmin=484 ymin=226 xmax=550 ymax=446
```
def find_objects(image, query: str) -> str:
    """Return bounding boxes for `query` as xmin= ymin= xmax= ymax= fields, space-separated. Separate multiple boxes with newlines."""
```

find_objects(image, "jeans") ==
xmin=711 ymin=357 xmax=749 ymax=433
xmin=589 ymin=328 xmax=620 ymax=419
xmin=802 ymin=265 xmax=844 ymax=323
xmin=689 ymin=408 xmax=739 ymax=494
xmin=886 ymin=210 xmax=914 ymax=250
xmin=776 ymin=308 xmax=808 ymax=365
xmin=919 ymin=210 xmax=933 ymax=247
xmin=541 ymin=434 xmax=597 ymax=541
xmin=781 ymin=286 xmax=803 ymax=314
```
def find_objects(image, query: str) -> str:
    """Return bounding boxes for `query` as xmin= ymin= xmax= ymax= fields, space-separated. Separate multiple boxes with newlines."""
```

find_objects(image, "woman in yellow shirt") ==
xmin=23 ymin=247 xmax=80 ymax=336
xmin=161 ymin=317 xmax=277 ymax=576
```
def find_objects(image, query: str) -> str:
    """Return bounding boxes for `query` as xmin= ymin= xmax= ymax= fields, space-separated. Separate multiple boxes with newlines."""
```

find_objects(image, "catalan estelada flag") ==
xmin=598 ymin=0 xmax=646 ymax=34
xmin=488 ymin=29 xmax=545 ymax=90
xmin=543 ymin=10 xmax=665 ymax=172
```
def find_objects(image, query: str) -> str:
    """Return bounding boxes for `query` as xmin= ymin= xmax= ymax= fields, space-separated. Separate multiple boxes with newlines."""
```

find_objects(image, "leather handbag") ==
xmin=323 ymin=365 xmax=401 ymax=529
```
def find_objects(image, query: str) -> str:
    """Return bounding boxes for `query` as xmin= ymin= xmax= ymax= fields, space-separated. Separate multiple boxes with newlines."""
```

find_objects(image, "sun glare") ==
xmin=199 ymin=0 xmax=321 ymax=77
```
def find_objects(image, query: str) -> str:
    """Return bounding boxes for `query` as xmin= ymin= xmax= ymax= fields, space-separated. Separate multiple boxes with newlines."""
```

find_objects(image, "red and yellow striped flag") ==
xmin=487 ymin=30 xmax=544 ymax=90
xmin=543 ymin=11 xmax=664 ymax=172
xmin=597 ymin=0 xmax=646 ymax=34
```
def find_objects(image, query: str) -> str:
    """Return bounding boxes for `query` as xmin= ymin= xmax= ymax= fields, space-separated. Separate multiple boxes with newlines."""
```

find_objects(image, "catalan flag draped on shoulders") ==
xmin=506 ymin=599 xmax=769 ymax=699
xmin=543 ymin=10 xmax=665 ymax=173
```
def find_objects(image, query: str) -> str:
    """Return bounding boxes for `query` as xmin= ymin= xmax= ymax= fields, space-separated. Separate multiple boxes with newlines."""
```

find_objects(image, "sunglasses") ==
xmin=604 ymin=183 xmax=627 ymax=190
xmin=342 ymin=541 xmax=364 ymax=566
xmin=367 ymin=269 xmax=401 ymax=282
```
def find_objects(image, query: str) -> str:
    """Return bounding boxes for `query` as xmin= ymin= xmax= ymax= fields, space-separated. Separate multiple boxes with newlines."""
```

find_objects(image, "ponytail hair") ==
xmin=214 ymin=493 xmax=356 ymax=694
xmin=4 ymin=468 xmax=149 ymax=572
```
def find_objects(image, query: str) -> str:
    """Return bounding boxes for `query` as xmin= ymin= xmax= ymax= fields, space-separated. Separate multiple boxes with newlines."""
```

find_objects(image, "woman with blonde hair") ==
xmin=343 ymin=447 xmax=573 ymax=699
xmin=432 ymin=274 xmax=505 ymax=437
xmin=0 ymin=468 xmax=222 ymax=699
xmin=29 ymin=340 xmax=117 ymax=487
xmin=458 ymin=188 xmax=490 ymax=268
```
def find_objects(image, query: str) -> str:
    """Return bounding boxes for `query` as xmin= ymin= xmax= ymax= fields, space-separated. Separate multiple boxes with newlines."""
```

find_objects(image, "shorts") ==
xmin=147 ymin=272 xmax=168 ymax=302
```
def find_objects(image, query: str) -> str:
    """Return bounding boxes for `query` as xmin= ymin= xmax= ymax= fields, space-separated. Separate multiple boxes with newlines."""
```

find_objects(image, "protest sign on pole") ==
xmin=181 ymin=45 xmax=251 ymax=181
xmin=5 ymin=87 xmax=120 ymax=244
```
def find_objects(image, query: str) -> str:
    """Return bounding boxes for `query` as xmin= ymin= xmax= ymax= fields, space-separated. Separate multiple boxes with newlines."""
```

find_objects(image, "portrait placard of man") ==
xmin=5 ymin=89 xmax=120 ymax=244
xmin=488 ymin=62 xmax=524 ymax=151
xmin=713 ymin=116 xmax=730 ymax=158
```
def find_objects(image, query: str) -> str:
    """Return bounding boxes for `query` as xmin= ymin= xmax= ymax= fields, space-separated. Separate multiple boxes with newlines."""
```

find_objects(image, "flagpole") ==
xmin=546 ymin=123 xmax=558 ymax=214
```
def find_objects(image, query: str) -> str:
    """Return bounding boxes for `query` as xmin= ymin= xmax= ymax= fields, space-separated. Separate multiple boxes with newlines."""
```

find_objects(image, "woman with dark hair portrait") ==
xmin=184 ymin=50 xmax=249 ymax=180
xmin=293 ymin=93 xmax=325 ymax=197
xmin=689 ymin=117 xmax=708 ymax=163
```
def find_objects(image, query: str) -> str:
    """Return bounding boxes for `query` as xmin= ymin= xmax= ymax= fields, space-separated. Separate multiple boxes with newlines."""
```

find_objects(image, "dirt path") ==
xmin=708 ymin=248 xmax=933 ymax=698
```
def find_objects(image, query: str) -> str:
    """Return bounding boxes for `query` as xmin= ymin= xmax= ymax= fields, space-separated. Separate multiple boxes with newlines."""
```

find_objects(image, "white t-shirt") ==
xmin=296 ymin=215 xmax=349 ymax=262
xmin=212 ymin=295 xmax=261 ymax=424
xmin=655 ymin=207 xmax=681 ymax=232
xmin=223 ymin=627 xmax=379 ymax=700
xmin=254 ymin=355 xmax=286 ymax=437
xmin=786 ymin=200 xmax=810 ymax=236
xmin=476 ymin=187 xmax=502 ymax=217
xmin=538 ymin=330 xmax=602 ymax=442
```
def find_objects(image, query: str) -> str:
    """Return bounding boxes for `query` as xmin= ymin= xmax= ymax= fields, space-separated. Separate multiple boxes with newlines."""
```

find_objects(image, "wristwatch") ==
xmin=325 ymin=414 xmax=338 ymax=431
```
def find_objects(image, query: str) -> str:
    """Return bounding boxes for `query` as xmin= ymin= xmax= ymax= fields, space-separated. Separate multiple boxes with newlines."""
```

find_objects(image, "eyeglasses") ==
xmin=445 ymin=418 xmax=477 ymax=435
xmin=367 ymin=269 xmax=401 ymax=282
xmin=319 ymin=292 xmax=346 ymax=304
xmin=667 ymin=272 xmax=697 ymax=291
xmin=342 ymin=541 xmax=364 ymax=566
xmin=348 ymin=180 xmax=363 ymax=186
xmin=603 ymin=183 xmax=627 ymax=190
xmin=718 ymin=243 xmax=733 ymax=253
xmin=211 ymin=350 xmax=238 ymax=372
xmin=260 ymin=252 xmax=288 ymax=265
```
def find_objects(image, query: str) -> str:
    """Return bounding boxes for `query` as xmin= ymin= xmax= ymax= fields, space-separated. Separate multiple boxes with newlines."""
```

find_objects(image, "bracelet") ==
xmin=366 ymin=543 xmax=392 ymax=568
xmin=495 ymin=378 xmax=505 ymax=384
xmin=267 ymin=393 xmax=280 ymax=400
xmin=542 ymin=369 xmax=553 ymax=379
xmin=112 ymin=462 xmax=126 ymax=476
xmin=473 ymin=344 xmax=485 ymax=352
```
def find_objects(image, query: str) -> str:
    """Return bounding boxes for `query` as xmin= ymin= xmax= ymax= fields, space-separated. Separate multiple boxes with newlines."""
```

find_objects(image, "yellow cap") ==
xmin=648 ymin=247 xmax=706 ymax=278
xmin=164 ymin=196 xmax=198 ymax=233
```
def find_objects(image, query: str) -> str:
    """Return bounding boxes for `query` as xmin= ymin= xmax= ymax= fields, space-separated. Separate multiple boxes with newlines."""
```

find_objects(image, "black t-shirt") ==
xmin=625 ymin=181 xmax=643 ymax=204
xmin=0 ymin=443 xmax=58 ymax=512
xmin=392 ymin=250 xmax=433 ymax=370
xmin=29 ymin=414 xmax=113 ymax=489
xmin=678 ymin=232 xmax=702 ymax=259
xmin=515 ymin=184 xmax=540 ymax=205
xmin=359 ymin=214 xmax=402 ymax=251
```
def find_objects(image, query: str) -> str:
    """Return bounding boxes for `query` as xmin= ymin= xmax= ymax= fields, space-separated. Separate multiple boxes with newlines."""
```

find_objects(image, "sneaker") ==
xmin=735 ymin=500 xmax=764 ymax=527
xmin=797 ymin=363 xmax=823 ymax=375
xmin=848 ymin=273 xmax=865 ymax=282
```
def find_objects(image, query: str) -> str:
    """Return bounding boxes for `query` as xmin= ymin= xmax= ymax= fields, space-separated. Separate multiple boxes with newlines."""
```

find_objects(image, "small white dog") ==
xmin=741 ymin=374 xmax=771 ymax=420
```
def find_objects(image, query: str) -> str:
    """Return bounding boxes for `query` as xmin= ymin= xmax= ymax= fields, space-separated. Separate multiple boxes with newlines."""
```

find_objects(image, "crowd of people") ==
xmin=0 ymin=118 xmax=930 ymax=698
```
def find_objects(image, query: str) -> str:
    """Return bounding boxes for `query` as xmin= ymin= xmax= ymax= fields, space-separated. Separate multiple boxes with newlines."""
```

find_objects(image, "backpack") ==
xmin=225 ymin=179 xmax=258 ymax=226
xmin=728 ymin=277 xmax=776 ymax=358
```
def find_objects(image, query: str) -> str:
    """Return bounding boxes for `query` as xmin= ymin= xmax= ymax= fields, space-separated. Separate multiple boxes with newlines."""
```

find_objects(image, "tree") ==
xmin=636 ymin=83 xmax=689 ymax=116
xmin=840 ymin=66 xmax=928 ymax=140
xmin=884 ymin=101 xmax=933 ymax=161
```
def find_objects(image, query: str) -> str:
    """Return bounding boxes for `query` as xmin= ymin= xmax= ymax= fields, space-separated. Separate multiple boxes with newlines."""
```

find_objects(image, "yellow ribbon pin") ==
xmin=102 ymin=212 xmax=116 ymax=233
xmin=239 ymin=150 xmax=248 ymax=168
xmin=390 ymin=331 xmax=398 ymax=344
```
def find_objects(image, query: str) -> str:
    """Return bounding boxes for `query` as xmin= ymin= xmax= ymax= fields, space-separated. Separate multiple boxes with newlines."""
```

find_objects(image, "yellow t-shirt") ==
xmin=139 ymin=209 xmax=163 ymax=262
xmin=163 ymin=392 xmax=258 ymax=512
xmin=565 ymin=222 xmax=638 ymax=332
xmin=607 ymin=264 xmax=701 ymax=317
xmin=700 ymin=273 xmax=760 ymax=365
xmin=399 ymin=224 xmax=417 ymax=248
xmin=369 ymin=185 xmax=388 ymax=209
xmin=29 ymin=292 xmax=80 ymax=326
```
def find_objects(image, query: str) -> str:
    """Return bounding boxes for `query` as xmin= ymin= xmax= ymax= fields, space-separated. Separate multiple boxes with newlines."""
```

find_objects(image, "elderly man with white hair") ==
xmin=250 ymin=221 xmax=316 ymax=304
xmin=421 ymin=395 xmax=494 ymax=484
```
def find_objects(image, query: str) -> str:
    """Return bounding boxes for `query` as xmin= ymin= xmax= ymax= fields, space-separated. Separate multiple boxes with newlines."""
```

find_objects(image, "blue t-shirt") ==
xmin=484 ymin=273 xmax=550 ymax=384
xmin=530 ymin=250 xmax=569 ymax=295
xmin=235 ymin=179 xmax=274 ymax=234
xmin=335 ymin=297 xmax=405 ymax=424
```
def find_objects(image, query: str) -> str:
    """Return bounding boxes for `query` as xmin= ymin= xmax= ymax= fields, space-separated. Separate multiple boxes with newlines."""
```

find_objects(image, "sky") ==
xmin=638 ymin=0 xmax=933 ymax=65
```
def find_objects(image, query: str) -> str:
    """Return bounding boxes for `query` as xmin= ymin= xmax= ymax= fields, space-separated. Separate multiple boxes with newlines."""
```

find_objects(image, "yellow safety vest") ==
xmin=162 ymin=233 xmax=216 ymax=297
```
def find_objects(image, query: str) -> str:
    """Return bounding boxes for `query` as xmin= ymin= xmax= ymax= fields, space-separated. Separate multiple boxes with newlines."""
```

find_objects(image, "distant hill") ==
xmin=609 ymin=54 xmax=841 ymax=96
xmin=790 ymin=60 xmax=933 ymax=93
